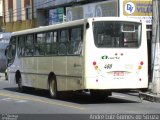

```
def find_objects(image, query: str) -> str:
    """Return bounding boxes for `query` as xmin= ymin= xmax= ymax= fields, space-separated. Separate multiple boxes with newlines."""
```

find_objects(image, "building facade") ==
xmin=34 ymin=0 xmax=102 ymax=26
xmin=2 ymin=0 xmax=152 ymax=31
xmin=3 ymin=0 xmax=36 ymax=32
xmin=2 ymin=0 xmax=103 ymax=32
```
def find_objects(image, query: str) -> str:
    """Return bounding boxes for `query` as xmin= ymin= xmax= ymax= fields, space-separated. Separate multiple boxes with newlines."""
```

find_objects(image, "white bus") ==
xmin=6 ymin=17 xmax=148 ymax=98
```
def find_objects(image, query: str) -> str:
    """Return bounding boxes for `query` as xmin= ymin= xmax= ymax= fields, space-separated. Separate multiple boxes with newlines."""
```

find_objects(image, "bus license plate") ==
xmin=114 ymin=72 xmax=124 ymax=76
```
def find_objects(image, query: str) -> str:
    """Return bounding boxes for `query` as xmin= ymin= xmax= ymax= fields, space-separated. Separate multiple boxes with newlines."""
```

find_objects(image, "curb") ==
xmin=139 ymin=92 xmax=160 ymax=103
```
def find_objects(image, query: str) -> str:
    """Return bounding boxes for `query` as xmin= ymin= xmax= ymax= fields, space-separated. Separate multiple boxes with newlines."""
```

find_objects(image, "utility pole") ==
xmin=152 ymin=0 xmax=160 ymax=95
xmin=2 ymin=0 xmax=6 ymax=32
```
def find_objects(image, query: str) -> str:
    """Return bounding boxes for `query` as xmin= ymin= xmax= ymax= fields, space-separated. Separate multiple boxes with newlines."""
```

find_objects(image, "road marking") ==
xmin=1 ymin=98 xmax=13 ymax=101
xmin=0 ymin=92 xmax=85 ymax=110
xmin=1 ymin=97 xmax=28 ymax=103
xmin=16 ymin=100 xmax=28 ymax=103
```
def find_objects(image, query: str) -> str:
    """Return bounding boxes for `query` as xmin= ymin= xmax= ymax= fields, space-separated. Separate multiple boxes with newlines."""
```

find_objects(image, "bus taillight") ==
xmin=93 ymin=61 xmax=97 ymax=65
xmin=138 ymin=66 xmax=142 ymax=70
xmin=140 ymin=61 xmax=144 ymax=65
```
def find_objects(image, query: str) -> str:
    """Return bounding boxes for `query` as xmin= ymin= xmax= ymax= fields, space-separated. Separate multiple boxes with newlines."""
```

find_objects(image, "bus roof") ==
xmin=12 ymin=19 xmax=88 ymax=36
xmin=11 ymin=17 xmax=143 ymax=36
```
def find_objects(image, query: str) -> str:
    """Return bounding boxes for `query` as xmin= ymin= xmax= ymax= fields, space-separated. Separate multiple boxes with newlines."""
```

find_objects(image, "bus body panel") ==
xmin=84 ymin=18 xmax=148 ymax=90
xmin=8 ymin=19 xmax=86 ymax=91
xmin=8 ymin=56 xmax=83 ymax=91
xmin=85 ymin=49 xmax=148 ymax=89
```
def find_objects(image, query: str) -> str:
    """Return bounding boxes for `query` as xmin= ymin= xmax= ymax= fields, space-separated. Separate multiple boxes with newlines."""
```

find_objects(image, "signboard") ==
xmin=49 ymin=8 xmax=64 ymax=25
xmin=95 ymin=0 xmax=118 ymax=17
xmin=121 ymin=0 xmax=152 ymax=25
xmin=83 ymin=4 xmax=95 ymax=18
xmin=67 ymin=6 xmax=83 ymax=21
xmin=55 ymin=0 xmax=67 ymax=5
xmin=66 ymin=0 xmax=118 ymax=21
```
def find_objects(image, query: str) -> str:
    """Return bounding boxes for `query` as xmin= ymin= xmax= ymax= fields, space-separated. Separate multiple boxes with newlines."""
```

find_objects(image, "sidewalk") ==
xmin=139 ymin=92 xmax=160 ymax=103
xmin=0 ymin=73 xmax=5 ymax=80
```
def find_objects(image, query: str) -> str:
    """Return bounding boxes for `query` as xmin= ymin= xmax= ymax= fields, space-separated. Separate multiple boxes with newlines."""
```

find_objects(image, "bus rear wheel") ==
xmin=49 ymin=77 xmax=58 ymax=99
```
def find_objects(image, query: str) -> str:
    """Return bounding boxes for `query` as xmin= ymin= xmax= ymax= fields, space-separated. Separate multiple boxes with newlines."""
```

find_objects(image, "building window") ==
xmin=26 ymin=7 xmax=31 ymax=20
xmin=9 ymin=9 xmax=13 ymax=22
xmin=16 ymin=0 xmax=21 ymax=21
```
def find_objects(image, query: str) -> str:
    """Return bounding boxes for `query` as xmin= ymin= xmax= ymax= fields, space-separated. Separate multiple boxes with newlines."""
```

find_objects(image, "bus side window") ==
xmin=46 ymin=31 xmax=58 ymax=55
xmin=59 ymin=29 xmax=68 ymax=55
xmin=18 ymin=36 xmax=25 ymax=56
xmin=68 ymin=27 xmax=82 ymax=55
xmin=25 ymin=35 xmax=34 ymax=56
xmin=74 ymin=28 xmax=82 ymax=55
xmin=35 ymin=33 xmax=46 ymax=56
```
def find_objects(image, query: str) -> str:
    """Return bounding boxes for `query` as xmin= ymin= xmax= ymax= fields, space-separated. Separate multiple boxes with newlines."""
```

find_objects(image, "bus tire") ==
xmin=49 ymin=76 xmax=58 ymax=99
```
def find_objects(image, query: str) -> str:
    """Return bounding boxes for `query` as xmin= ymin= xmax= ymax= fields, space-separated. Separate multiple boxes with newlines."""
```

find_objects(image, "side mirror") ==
xmin=86 ymin=23 xmax=90 ymax=29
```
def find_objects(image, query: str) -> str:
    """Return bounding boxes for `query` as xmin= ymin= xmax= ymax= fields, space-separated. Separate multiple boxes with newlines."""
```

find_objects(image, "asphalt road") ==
xmin=0 ymin=76 xmax=160 ymax=120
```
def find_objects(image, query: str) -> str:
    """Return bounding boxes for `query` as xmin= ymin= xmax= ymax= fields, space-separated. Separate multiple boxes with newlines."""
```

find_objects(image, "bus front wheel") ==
xmin=49 ymin=77 xmax=58 ymax=99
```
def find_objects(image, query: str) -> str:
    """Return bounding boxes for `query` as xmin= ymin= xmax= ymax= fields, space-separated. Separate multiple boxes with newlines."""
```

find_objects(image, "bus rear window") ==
xmin=93 ymin=21 xmax=141 ymax=48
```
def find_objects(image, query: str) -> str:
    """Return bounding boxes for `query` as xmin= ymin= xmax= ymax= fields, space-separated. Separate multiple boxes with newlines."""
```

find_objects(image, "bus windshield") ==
xmin=93 ymin=21 xmax=141 ymax=48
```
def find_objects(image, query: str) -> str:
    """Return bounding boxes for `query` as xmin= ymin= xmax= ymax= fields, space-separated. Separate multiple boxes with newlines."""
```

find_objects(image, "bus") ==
xmin=6 ymin=17 xmax=148 ymax=98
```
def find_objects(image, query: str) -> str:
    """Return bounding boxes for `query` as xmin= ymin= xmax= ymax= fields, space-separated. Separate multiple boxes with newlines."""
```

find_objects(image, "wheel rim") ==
xmin=50 ymin=80 xmax=55 ymax=96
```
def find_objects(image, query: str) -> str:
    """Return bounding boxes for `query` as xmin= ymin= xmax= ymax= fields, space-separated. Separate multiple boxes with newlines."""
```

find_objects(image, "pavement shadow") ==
xmin=3 ymin=87 xmax=140 ymax=104
xmin=56 ymin=92 xmax=140 ymax=104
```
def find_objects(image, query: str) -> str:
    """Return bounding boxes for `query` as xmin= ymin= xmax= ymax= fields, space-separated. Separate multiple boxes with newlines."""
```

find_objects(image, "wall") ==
xmin=5 ymin=19 xmax=36 ymax=32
